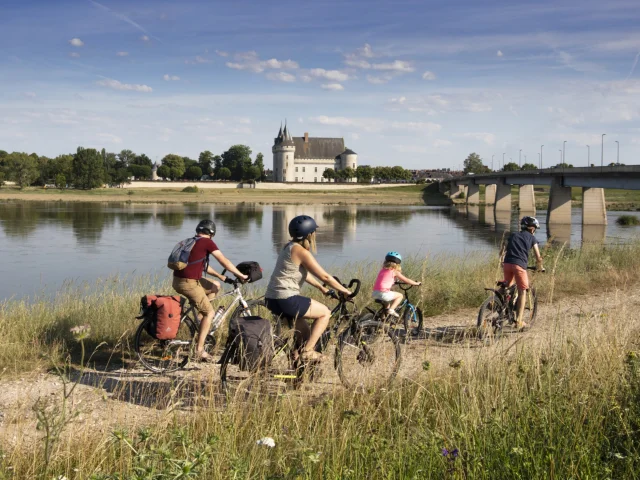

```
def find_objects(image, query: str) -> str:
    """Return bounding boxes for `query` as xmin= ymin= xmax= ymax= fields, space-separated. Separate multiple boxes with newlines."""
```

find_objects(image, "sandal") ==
xmin=299 ymin=349 xmax=326 ymax=363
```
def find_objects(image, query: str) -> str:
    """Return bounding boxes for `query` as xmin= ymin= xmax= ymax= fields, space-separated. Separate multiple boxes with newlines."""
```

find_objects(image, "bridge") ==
xmin=441 ymin=166 xmax=640 ymax=226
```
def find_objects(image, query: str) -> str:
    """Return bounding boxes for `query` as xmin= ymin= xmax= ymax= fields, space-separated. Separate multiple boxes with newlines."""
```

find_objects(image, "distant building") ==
xmin=151 ymin=162 xmax=159 ymax=181
xmin=272 ymin=122 xmax=357 ymax=182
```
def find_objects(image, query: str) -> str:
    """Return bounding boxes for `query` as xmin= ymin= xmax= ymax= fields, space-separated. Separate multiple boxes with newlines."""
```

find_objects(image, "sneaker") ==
xmin=386 ymin=309 xmax=400 ymax=318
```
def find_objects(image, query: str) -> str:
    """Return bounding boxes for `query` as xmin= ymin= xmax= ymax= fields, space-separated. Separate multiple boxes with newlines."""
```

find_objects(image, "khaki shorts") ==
xmin=172 ymin=277 xmax=218 ymax=316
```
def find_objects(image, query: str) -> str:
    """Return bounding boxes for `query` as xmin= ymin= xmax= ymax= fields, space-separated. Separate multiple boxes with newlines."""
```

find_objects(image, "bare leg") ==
xmin=515 ymin=288 xmax=527 ymax=328
xmin=299 ymin=299 xmax=331 ymax=353
xmin=196 ymin=310 xmax=215 ymax=354
xmin=387 ymin=292 xmax=403 ymax=312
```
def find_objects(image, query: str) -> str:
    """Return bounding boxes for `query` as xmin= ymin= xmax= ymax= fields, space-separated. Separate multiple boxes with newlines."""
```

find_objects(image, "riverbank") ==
xmin=1 ymin=244 xmax=640 ymax=478
xmin=0 ymin=183 xmax=452 ymax=206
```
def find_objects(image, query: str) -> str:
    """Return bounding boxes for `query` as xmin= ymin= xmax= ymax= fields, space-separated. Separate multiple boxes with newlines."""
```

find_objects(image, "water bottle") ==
xmin=210 ymin=306 xmax=225 ymax=332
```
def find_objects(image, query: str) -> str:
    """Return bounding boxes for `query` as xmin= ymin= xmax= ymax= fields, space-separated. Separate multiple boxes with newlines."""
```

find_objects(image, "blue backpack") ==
xmin=167 ymin=237 xmax=208 ymax=271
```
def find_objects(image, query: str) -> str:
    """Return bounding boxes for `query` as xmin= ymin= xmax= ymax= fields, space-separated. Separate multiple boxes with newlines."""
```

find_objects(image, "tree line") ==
xmin=323 ymin=165 xmax=413 ymax=183
xmin=463 ymin=152 xmax=579 ymax=174
xmin=0 ymin=145 xmax=266 ymax=189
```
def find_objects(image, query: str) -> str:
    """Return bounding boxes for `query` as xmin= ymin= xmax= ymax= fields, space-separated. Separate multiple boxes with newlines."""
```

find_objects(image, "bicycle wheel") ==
xmin=477 ymin=294 xmax=503 ymax=341
xmin=336 ymin=317 xmax=402 ymax=390
xmin=135 ymin=316 xmax=196 ymax=374
xmin=522 ymin=287 xmax=538 ymax=327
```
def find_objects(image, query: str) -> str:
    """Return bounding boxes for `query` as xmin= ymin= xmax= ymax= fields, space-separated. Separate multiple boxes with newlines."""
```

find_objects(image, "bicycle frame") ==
xmin=180 ymin=284 xmax=250 ymax=335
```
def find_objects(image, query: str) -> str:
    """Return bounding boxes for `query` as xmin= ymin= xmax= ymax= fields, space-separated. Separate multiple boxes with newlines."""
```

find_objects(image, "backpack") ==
xmin=138 ymin=295 xmax=185 ymax=340
xmin=221 ymin=316 xmax=274 ymax=371
xmin=235 ymin=261 xmax=263 ymax=283
xmin=167 ymin=237 xmax=208 ymax=271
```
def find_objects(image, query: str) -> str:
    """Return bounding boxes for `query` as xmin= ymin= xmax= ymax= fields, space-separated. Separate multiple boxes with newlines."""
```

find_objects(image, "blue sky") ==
xmin=1 ymin=0 xmax=640 ymax=170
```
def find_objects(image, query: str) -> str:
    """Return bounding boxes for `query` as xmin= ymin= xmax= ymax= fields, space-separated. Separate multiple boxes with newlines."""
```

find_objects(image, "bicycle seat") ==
xmin=496 ymin=281 xmax=508 ymax=288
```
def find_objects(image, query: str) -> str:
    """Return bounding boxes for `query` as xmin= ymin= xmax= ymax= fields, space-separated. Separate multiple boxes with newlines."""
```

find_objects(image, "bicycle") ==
xmin=135 ymin=276 xmax=263 ymax=374
xmin=365 ymin=281 xmax=423 ymax=341
xmin=477 ymin=266 xmax=543 ymax=340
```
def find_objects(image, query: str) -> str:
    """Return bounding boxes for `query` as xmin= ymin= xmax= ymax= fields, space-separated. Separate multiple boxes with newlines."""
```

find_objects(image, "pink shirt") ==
xmin=373 ymin=268 xmax=396 ymax=292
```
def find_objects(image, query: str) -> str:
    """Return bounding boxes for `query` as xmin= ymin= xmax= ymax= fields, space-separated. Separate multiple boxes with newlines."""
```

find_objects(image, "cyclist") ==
xmin=500 ymin=216 xmax=544 ymax=329
xmin=265 ymin=215 xmax=352 ymax=363
xmin=372 ymin=252 xmax=421 ymax=318
xmin=172 ymin=219 xmax=248 ymax=362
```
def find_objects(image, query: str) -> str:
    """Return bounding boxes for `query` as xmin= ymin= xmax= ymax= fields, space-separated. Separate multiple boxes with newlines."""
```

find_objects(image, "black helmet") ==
xmin=520 ymin=216 xmax=540 ymax=230
xmin=196 ymin=219 xmax=216 ymax=236
xmin=288 ymin=215 xmax=318 ymax=240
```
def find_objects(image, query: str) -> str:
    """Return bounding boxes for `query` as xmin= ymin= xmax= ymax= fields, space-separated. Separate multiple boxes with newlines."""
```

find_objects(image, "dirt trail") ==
xmin=0 ymin=286 xmax=635 ymax=447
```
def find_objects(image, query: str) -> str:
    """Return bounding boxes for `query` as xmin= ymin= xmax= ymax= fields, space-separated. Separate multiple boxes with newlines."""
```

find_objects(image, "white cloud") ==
xmin=344 ymin=43 xmax=377 ymax=68
xmin=497 ymin=50 xmax=504 ymax=57
xmin=433 ymin=139 xmax=453 ymax=148
xmin=309 ymin=116 xmax=441 ymax=134
xmin=225 ymin=51 xmax=299 ymax=73
xmin=351 ymin=133 xmax=360 ymax=140
xmin=98 ymin=133 xmax=122 ymax=144
xmin=23 ymin=92 xmax=37 ymax=98
xmin=393 ymin=145 xmax=429 ymax=154
xmin=371 ymin=60 xmax=414 ymax=73
xmin=266 ymin=71 xmax=296 ymax=83
xmin=299 ymin=75 xmax=312 ymax=82
xmin=422 ymin=71 xmax=436 ymax=80
xmin=309 ymin=68 xmax=349 ymax=82
xmin=358 ymin=43 xmax=374 ymax=58
xmin=215 ymin=50 xmax=229 ymax=57
xmin=467 ymin=103 xmax=492 ymax=113
xmin=163 ymin=74 xmax=180 ymax=81
xmin=391 ymin=121 xmax=441 ymax=134
xmin=321 ymin=83 xmax=344 ymax=91
xmin=366 ymin=75 xmax=392 ymax=85
xmin=116 ymin=51 xmax=129 ymax=57
xmin=69 ymin=52 xmax=80 ymax=58
xmin=462 ymin=132 xmax=496 ymax=145
xmin=345 ymin=58 xmax=371 ymax=69
xmin=186 ymin=55 xmax=211 ymax=65
xmin=69 ymin=38 xmax=84 ymax=47
xmin=141 ymin=35 xmax=150 ymax=42
xmin=96 ymin=78 xmax=153 ymax=92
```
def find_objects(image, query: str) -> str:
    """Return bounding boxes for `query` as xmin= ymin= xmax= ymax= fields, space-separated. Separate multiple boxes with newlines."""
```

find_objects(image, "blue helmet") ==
xmin=385 ymin=251 xmax=402 ymax=264
xmin=288 ymin=215 xmax=318 ymax=240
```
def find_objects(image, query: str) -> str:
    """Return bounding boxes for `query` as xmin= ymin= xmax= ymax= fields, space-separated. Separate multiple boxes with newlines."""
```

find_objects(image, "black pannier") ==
xmin=220 ymin=316 xmax=274 ymax=371
xmin=236 ymin=261 xmax=263 ymax=283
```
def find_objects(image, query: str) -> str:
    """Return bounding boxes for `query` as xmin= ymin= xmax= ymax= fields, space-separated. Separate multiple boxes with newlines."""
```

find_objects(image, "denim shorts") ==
xmin=265 ymin=295 xmax=312 ymax=324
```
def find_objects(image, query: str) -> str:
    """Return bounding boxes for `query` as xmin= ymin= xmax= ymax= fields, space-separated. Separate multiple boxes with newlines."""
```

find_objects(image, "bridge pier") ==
xmin=494 ymin=182 xmax=512 ymax=212
xmin=582 ymin=187 xmax=607 ymax=225
xmin=518 ymin=185 xmax=536 ymax=214
xmin=484 ymin=184 xmax=496 ymax=205
xmin=547 ymin=177 xmax=572 ymax=224
xmin=466 ymin=184 xmax=480 ymax=204
xmin=449 ymin=183 xmax=462 ymax=199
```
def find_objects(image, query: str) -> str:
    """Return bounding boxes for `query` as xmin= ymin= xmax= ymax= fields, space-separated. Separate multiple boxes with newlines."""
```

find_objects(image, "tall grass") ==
xmin=3 ymin=242 xmax=640 ymax=374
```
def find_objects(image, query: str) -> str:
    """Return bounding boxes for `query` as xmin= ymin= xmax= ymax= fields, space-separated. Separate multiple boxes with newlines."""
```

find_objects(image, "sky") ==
xmin=1 ymin=0 xmax=640 ymax=170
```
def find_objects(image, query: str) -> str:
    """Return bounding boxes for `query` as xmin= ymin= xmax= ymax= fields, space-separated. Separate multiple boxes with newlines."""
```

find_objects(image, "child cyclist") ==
xmin=501 ymin=216 xmax=545 ymax=329
xmin=372 ymin=251 xmax=421 ymax=318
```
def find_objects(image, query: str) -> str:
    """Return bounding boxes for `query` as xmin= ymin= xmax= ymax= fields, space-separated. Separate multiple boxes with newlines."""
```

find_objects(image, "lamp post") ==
xmin=492 ymin=154 xmax=495 ymax=171
xmin=586 ymin=145 xmax=590 ymax=167
xmin=563 ymin=140 xmax=567 ymax=166
xmin=519 ymin=149 xmax=522 ymax=167
xmin=524 ymin=154 xmax=527 ymax=164
xmin=540 ymin=145 xmax=544 ymax=168
xmin=601 ymin=134 xmax=606 ymax=167
xmin=615 ymin=140 xmax=620 ymax=165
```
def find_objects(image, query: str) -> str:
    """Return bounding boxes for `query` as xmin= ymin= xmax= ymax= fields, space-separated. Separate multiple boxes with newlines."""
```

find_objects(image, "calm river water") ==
xmin=0 ymin=201 xmax=637 ymax=300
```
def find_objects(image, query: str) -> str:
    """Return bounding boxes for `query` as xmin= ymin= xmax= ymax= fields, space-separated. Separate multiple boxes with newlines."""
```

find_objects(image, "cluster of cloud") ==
xmin=163 ymin=74 xmax=180 ymax=81
xmin=69 ymin=38 xmax=84 ymax=47
xmin=343 ymin=43 xmax=423 ymax=84
xmin=226 ymin=51 xmax=299 ymax=73
xmin=388 ymin=94 xmax=492 ymax=115
xmin=309 ymin=115 xmax=441 ymax=135
xmin=97 ymin=78 xmax=153 ymax=92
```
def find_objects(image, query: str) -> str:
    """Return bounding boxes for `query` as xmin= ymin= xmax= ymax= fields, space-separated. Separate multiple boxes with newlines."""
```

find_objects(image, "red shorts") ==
xmin=502 ymin=263 xmax=529 ymax=291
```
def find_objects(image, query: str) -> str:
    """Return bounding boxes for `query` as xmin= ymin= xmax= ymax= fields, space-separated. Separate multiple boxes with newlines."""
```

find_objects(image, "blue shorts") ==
xmin=265 ymin=295 xmax=312 ymax=326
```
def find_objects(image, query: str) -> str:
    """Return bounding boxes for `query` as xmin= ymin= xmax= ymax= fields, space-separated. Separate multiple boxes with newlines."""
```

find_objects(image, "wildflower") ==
xmin=442 ymin=448 xmax=449 ymax=457
xmin=256 ymin=437 xmax=275 ymax=448
xmin=451 ymin=448 xmax=459 ymax=458
xmin=70 ymin=325 xmax=91 ymax=340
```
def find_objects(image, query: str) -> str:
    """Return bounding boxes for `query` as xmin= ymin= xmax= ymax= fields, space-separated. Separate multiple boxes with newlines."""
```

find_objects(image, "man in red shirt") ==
xmin=173 ymin=219 xmax=248 ymax=362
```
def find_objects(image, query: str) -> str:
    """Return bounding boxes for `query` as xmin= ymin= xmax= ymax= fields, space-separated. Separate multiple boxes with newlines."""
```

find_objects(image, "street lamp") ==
xmin=538 ymin=152 xmax=540 ymax=167
xmin=492 ymin=154 xmax=495 ymax=171
xmin=519 ymin=149 xmax=522 ymax=167
xmin=563 ymin=140 xmax=567 ymax=166
xmin=601 ymin=134 xmax=606 ymax=167
xmin=540 ymin=145 xmax=544 ymax=168
xmin=586 ymin=145 xmax=590 ymax=167
xmin=615 ymin=140 xmax=620 ymax=165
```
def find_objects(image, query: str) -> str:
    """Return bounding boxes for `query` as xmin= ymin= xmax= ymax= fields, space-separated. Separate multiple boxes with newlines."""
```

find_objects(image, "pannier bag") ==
xmin=167 ymin=237 xmax=208 ymax=271
xmin=221 ymin=315 xmax=273 ymax=371
xmin=236 ymin=261 xmax=263 ymax=283
xmin=138 ymin=295 xmax=185 ymax=340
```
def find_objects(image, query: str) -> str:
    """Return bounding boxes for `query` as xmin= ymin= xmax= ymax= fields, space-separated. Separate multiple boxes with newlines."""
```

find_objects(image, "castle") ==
xmin=272 ymin=123 xmax=357 ymax=182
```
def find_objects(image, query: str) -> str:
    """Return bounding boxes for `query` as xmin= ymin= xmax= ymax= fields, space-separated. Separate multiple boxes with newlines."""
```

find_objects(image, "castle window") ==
xmin=315 ymin=167 xmax=317 ymax=172
xmin=314 ymin=177 xmax=317 ymax=182
xmin=302 ymin=167 xmax=305 ymax=172
xmin=295 ymin=177 xmax=298 ymax=182
xmin=286 ymin=155 xmax=289 ymax=160
xmin=353 ymin=163 xmax=355 ymax=168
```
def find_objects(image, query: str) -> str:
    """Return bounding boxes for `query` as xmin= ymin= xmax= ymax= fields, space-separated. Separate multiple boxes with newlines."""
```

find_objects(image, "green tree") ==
xmin=131 ymin=154 xmax=153 ymax=167
xmin=198 ymin=150 xmax=214 ymax=176
xmin=218 ymin=167 xmax=231 ymax=180
xmin=161 ymin=154 xmax=185 ymax=180
xmin=253 ymin=153 xmax=265 ymax=181
xmin=54 ymin=173 xmax=66 ymax=189
xmin=129 ymin=164 xmax=153 ymax=180
xmin=391 ymin=166 xmax=411 ymax=181
xmin=185 ymin=165 xmax=203 ymax=180
xmin=323 ymin=168 xmax=336 ymax=181
xmin=73 ymin=147 xmax=106 ymax=189
xmin=503 ymin=162 xmax=520 ymax=172
xmin=356 ymin=165 xmax=373 ymax=183
xmin=340 ymin=167 xmax=356 ymax=181
xmin=118 ymin=149 xmax=136 ymax=167
xmin=463 ymin=153 xmax=490 ymax=174
xmin=521 ymin=163 xmax=537 ymax=171
xmin=0 ymin=171 xmax=5 ymax=187
xmin=222 ymin=145 xmax=252 ymax=181
xmin=244 ymin=165 xmax=261 ymax=181
xmin=212 ymin=155 xmax=223 ymax=178
xmin=553 ymin=163 xmax=574 ymax=169
xmin=157 ymin=165 xmax=170 ymax=180
xmin=373 ymin=166 xmax=392 ymax=182
xmin=6 ymin=152 xmax=40 ymax=188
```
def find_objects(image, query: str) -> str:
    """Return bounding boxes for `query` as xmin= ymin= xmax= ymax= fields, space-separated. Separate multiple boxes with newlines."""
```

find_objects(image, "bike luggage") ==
xmin=138 ymin=295 xmax=185 ymax=340
xmin=235 ymin=261 xmax=263 ymax=283
xmin=221 ymin=315 xmax=273 ymax=371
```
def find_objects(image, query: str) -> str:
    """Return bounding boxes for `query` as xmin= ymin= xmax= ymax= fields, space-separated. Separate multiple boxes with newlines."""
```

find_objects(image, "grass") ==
xmin=617 ymin=214 xmax=640 ymax=226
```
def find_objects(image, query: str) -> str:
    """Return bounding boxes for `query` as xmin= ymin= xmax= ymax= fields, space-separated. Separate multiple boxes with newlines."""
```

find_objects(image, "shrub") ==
xmin=182 ymin=185 xmax=199 ymax=193
xmin=616 ymin=215 xmax=640 ymax=226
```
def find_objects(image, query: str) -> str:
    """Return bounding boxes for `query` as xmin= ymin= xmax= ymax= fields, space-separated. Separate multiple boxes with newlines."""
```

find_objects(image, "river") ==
xmin=0 ymin=201 xmax=637 ymax=300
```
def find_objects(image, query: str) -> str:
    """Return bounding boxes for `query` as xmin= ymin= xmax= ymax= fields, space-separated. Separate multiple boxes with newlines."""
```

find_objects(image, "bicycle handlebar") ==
xmin=527 ymin=266 xmax=546 ymax=272
xmin=329 ymin=276 xmax=361 ymax=300
xmin=395 ymin=281 xmax=421 ymax=291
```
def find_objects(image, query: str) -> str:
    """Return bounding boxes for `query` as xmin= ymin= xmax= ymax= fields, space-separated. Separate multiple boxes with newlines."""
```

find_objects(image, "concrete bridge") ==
xmin=441 ymin=166 xmax=640 ymax=226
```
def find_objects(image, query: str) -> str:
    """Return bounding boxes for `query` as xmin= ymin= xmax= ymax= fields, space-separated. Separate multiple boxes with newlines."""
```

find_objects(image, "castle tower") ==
xmin=339 ymin=148 xmax=358 ymax=182
xmin=272 ymin=122 xmax=295 ymax=182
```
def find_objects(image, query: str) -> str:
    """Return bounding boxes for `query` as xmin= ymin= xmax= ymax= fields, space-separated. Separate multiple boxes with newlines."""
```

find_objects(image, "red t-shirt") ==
xmin=173 ymin=237 xmax=219 ymax=280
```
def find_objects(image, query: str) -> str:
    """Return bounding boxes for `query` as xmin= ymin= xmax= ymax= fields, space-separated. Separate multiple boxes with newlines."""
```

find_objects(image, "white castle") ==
xmin=272 ymin=123 xmax=357 ymax=182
